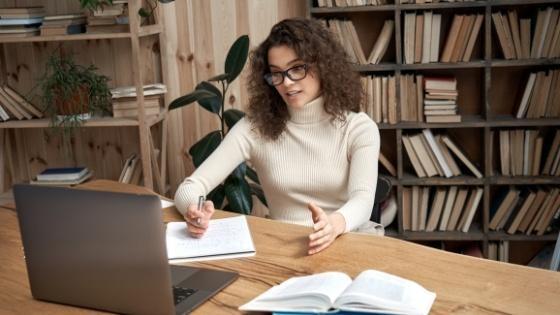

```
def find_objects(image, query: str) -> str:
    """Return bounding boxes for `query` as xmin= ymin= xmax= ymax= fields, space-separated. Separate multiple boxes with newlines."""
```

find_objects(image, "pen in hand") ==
xmin=196 ymin=195 xmax=205 ymax=226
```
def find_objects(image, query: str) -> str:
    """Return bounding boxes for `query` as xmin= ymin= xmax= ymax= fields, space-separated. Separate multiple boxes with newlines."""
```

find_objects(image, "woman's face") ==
xmin=267 ymin=45 xmax=321 ymax=109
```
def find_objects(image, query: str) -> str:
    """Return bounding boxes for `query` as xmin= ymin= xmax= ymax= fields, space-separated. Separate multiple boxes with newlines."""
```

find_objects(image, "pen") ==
xmin=196 ymin=195 xmax=205 ymax=225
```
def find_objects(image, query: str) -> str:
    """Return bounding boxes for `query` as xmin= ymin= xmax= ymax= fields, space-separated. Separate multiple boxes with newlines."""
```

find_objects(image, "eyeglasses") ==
xmin=264 ymin=64 xmax=309 ymax=86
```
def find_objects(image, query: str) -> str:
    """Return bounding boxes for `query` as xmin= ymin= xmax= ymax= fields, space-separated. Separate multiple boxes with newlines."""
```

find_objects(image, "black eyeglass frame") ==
xmin=263 ymin=64 xmax=309 ymax=86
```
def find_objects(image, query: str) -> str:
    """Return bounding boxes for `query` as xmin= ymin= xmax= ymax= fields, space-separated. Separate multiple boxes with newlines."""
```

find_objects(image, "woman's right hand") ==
xmin=183 ymin=200 xmax=215 ymax=238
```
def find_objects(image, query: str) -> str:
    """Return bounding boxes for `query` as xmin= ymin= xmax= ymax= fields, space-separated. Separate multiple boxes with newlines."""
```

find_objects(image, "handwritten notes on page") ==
xmin=166 ymin=216 xmax=256 ymax=263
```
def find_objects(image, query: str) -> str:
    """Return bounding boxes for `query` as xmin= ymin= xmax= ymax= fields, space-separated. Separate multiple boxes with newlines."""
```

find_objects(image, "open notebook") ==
xmin=166 ymin=215 xmax=256 ymax=263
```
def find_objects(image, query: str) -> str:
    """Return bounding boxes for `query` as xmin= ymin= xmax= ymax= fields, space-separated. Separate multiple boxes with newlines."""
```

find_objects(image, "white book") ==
xmin=166 ymin=216 xmax=256 ymax=262
xmin=459 ymin=188 xmax=483 ymax=233
xmin=441 ymin=135 xmax=483 ymax=178
xmin=516 ymin=73 xmax=536 ymax=118
xmin=239 ymin=269 xmax=436 ymax=315
xmin=422 ymin=129 xmax=453 ymax=177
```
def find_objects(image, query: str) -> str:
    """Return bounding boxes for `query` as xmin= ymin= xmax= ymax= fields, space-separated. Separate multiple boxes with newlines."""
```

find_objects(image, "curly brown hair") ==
xmin=247 ymin=17 xmax=363 ymax=140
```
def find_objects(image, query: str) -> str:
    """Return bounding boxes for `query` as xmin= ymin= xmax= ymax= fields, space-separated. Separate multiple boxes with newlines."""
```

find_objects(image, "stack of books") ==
xmin=31 ymin=167 xmax=92 ymax=186
xmin=86 ymin=0 xmax=129 ymax=34
xmin=110 ymin=84 xmax=166 ymax=118
xmin=0 ymin=85 xmax=43 ymax=121
xmin=492 ymin=7 xmax=560 ymax=60
xmin=0 ymin=7 xmax=44 ymax=38
xmin=402 ymin=185 xmax=484 ymax=233
xmin=325 ymin=19 xmax=393 ymax=64
xmin=40 ymin=14 xmax=86 ymax=36
xmin=423 ymin=77 xmax=461 ymax=123
xmin=515 ymin=70 xmax=560 ymax=119
xmin=402 ymin=130 xmax=482 ymax=179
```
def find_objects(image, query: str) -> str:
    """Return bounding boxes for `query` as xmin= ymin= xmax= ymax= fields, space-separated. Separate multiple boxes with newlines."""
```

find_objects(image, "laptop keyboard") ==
xmin=173 ymin=285 xmax=198 ymax=305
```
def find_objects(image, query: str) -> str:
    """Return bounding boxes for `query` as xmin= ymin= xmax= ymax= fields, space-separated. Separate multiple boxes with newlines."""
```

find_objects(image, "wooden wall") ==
xmin=163 ymin=0 xmax=307 ymax=195
xmin=0 ymin=0 xmax=307 ymax=195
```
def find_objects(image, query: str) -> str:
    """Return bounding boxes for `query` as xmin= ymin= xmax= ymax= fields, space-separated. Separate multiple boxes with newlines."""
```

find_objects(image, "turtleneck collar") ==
xmin=287 ymin=96 xmax=330 ymax=124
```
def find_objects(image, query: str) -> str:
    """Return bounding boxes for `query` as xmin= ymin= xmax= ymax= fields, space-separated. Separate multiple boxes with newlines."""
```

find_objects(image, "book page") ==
xmin=166 ymin=216 xmax=255 ymax=261
xmin=239 ymin=272 xmax=352 ymax=312
xmin=334 ymin=269 xmax=436 ymax=315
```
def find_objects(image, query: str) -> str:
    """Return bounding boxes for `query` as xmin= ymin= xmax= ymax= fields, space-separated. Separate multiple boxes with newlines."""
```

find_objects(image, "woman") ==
xmin=175 ymin=18 xmax=380 ymax=255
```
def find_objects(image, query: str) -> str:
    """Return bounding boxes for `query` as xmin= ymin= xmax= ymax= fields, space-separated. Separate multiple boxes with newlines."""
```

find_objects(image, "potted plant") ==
xmin=39 ymin=53 xmax=111 ymax=145
xmin=169 ymin=35 xmax=266 ymax=214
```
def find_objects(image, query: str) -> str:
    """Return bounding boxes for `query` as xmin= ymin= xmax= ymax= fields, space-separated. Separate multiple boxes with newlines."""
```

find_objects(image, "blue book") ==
xmin=240 ymin=270 xmax=436 ymax=315
xmin=36 ymin=167 xmax=88 ymax=181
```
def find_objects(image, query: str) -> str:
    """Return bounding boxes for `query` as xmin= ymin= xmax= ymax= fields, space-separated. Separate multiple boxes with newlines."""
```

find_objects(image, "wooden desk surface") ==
xmin=1 ymin=180 xmax=560 ymax=314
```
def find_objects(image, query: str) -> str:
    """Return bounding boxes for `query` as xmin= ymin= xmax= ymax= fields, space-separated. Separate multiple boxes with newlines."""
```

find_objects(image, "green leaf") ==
xmin=246 ymin=166 xmax=260 ymax=184
xmin=138 ymin=8 xmax=150 ymax=17
xmin=231 ymin=163 xmax=247 ymax=179
xmin=188 ymin=130 xmax=222 ymax=167
xmin=207 ymin=184 xmax=225 ymax=209
xmin=207 ymin=73 xmax=230 ymax=82
xmin=169 ymin=89 xmax=216 ymax=111
xmin=223 ymin=109 xmax=245 ymax=129
xmin=224 ymin=35 xmax=249 ymax=83
xmin=224 ymin=175 xmax=253 ymax=214
xmin=250 ymin=183 xmax=268 ymax=207
xmin=158 ymin=0 xmax=175 ymax=3
xmin=195 ymin=82 xmax=222 ymax=114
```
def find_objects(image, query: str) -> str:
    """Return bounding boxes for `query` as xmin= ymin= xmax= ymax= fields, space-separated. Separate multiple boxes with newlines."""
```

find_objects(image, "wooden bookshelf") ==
xmin=309 ymin=0 xmax=560 ymax=263
xmin=0 ymin=0 xmax=169 ymax=194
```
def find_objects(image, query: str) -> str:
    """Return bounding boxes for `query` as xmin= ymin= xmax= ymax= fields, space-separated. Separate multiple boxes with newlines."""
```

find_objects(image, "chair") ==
xmin=551 ymin=233 xmax=560 ymax=271
xmin=370 ymin=175 xmax=392 ymax=223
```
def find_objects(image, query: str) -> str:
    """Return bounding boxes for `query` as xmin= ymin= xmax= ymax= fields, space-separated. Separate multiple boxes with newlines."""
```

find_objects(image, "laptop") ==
xmin=13 ymin=184 xmax=238 ymax=315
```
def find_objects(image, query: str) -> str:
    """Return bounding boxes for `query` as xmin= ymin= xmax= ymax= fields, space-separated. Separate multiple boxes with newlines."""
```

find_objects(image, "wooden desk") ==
xmin=1 ymin=180 xmax=560 ymax=314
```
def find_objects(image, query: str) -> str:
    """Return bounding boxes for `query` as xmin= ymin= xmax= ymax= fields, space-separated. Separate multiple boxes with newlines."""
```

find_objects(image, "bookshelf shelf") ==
xmin=399 ymin=1 xmax=488 ymax=11
xmin=488 ymin=176 xmax=560 ymax=185
xmin=487 ymin=232 xmax=558 ymax=241
xmin=401 ymin=175 xmax=484 ymax=186
xmin=401 ymin=230 xmax=485 ymax=241
xmin=400 ymin=61 xmax=486 ymax=70
xmin=490 ymin=58 xmax=560 ymax=68
xmin=487 ymin=116 xmax=560 ymax=127
xmin=0 ymin=32 xmax=133 ymax=44
xmin=310 ymin=0 xmax=560 ymax=263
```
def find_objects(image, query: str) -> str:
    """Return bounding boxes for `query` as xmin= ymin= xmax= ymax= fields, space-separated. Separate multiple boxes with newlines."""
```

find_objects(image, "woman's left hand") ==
xmin=307 ymin=203 xmax=346 ymax=255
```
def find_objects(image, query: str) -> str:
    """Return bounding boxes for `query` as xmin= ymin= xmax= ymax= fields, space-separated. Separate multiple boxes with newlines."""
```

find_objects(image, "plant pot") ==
xmin=53 ymin=86 xmax=90 ymax=116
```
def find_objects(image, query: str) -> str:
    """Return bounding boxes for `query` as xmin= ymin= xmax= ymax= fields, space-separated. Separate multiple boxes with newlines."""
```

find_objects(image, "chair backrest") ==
xmin=370 ymin=175 xmax=392 ymax=223
xmin=551 ymin=233 xmax=560 ymax=271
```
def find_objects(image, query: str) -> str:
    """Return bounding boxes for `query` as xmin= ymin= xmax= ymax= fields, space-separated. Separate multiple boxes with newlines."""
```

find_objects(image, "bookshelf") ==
xmin=0 ymin=0 xmax=169 ymax=194
xmin=309 ymin=0 xmax=560 ymax=263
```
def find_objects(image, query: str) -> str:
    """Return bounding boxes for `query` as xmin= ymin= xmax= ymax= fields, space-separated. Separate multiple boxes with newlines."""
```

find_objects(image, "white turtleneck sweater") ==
xmin=174 ymin=96 xmax=380 ymax=232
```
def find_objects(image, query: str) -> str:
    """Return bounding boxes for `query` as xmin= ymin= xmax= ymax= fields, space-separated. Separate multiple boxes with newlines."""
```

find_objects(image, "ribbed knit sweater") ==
xmin=174 ymin=96 xmax=380 ymax=232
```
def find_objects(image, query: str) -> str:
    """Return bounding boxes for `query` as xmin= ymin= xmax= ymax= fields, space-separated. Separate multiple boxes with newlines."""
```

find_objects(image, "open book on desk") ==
xmin=239 ymin=270 xmax=436 ymax=315
xmin=166 ymin=215 xmax=256 ymax=262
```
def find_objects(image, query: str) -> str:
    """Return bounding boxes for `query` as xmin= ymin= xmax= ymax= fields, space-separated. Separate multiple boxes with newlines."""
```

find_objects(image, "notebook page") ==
xmin=166 ymin=216 xmax=255 ymax=261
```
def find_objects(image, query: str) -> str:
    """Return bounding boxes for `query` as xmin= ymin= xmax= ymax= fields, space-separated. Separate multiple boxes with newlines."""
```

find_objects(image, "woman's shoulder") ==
xmin=345 ymin=111 xmax=379 ymax=131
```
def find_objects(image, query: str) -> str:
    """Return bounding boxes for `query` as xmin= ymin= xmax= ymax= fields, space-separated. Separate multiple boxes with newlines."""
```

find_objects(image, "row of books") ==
xmin=0 ymin=85 xmax=43 ymax=121
xmin=493 ymin=8 xmax=560 ymax=60
xmin=324 ymin=19 xmax=394 ymax=64
xmin=488 ymin=241 xmax=509 ymax=263
xmin=0 ymin=7 xmax=43 ymax=38
xmin=497 ymin=129 xmax=560 ymax=177
xmin=400 ymin=0 xmax=477 ymax=3
xmin=403 ymin=12 xmax=441 ymax=64
xmin=402 ymin=185 xmax=484 ymax=232
xmin=87 ymin=1 xmax=129 ymax=34
xmin=490 ymin=187 xmax=560 ymax=236
xmin=317 ymin=0 xmax=388 ymax=7
xmin=118 ymin=153 xmax=142 ymax=185
xmin=440 ymin=14 xmax=483 ymax=63
xmin=403 ymin=130 xmax=482 ymax=178
xmin=516 ymin=70 xmax=560 ymax=119
xmin=110 ymin=84 xmax=166 ymax=118
xmin=360 ymin=75 xmax=397 ymax=124
xmin=30 ymin=167 xmax=92 ymax=186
